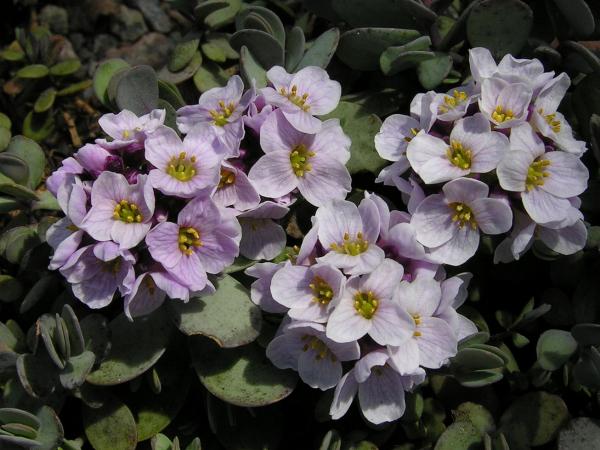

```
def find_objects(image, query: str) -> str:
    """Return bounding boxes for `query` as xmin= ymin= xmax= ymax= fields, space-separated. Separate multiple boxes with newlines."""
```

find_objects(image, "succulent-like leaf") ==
xmin=33 ymin=88 xmax=57 ymax=113
xmin=434 ymin=421 xmax=482 ymax=450
xmin=417 ymin=52 xmax=453 ymax=89
xmin=49 ymin=59 xmax=81 ymax=76
xmin=238 ymin=45 xmax=268 ymax=89
xmin=160 ymin=51 xmax=202 ymax=85
xmin=0 ymin=127 xmax=10 ymax=151
xmin=115 ymin=66 xmax=159 ymax=116
xmin=16 ymin=64 xmax=49 ymax=79
xmin=86 ymin=310 xmax=171 ymax=386
xmin=553 ymin=0 xmax=595 ymax=38
xmin=195 ymin=0 xmax=242 ymax=29
xmin=93 ymin=59 xmax=130 ymax=107
xmin=337 ymin=28 xmax=421 ymax=71
xmin=19 ymin=276 xmax=60 ymax=314
xmin=22 ymin=110 xmax=55 ymax=143
xmin=499 ymin=392 xmax=569 ymax=448
xmin=83 ymin=397 xmax=137 ymax=450
xmin=331 ymin=0 xmax=436 ymax=29
xmin=56 ymin=79 xmax=93 ymax=97
xmin=193 ymin=61 xmax=230 ymax=92
xmin=0 ymin=225 xmax=40 ymax=264
xmin=319 ymin=430 xmax=342 ymax=450
xmin=190 ymin=336 xmax=297 ymax=407
xmin=237 ymin=6 xmax=286 ymax=47
xmin=379 ymin=36 xmax=432 ymax=75
xmin=169 ymin=274 xmax=261 ymax=347
xmin=5 ymin=135 xmax=45 ymax=189
xmin=536 ymin=329 xmax=578 ymax=371
xmin=202 ymin=33 xmax=238 ymax=62
xmin=16 ymin=353 xmax=58 ymax=398
xmin=158 ymin=80 xmax=186 ymax=110
xmin=466 ymin=0 xmax=533 ymax=59
xmin=168 ymin=39 xmax=200 ymax=72
xmin=285 ymin=26 xmax=305 ymax=72
xmin=0 ymin=275 xmax=23 ymax=303
xmin=0 ymin=153 xmax=29 ymax=186
xmin=296 ymin=28 xmax=340 ymax=71
xmin=230 ymin=29 xmax=285 ymax=69
xmin=59 ymin=351 xmax=95 ymax=390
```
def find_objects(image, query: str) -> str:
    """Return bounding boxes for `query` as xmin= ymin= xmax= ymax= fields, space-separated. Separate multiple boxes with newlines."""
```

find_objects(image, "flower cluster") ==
xmin=248 ymin=193 xmax=476 ymax=424
xmin=375 ymin=47 xmax=589 ymax=265
xmin=46 ymin=66 xmax=348 ymax=318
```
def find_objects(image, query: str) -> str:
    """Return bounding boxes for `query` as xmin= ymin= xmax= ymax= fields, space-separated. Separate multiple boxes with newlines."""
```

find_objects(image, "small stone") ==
xmin=110 ymin=5 xmax=148 ymax=42
xmin=40 ymin=5 xmax=69 ymax=34
xmin=105 ymin=32 xmax=172 ymax=69
xmin=128 ymin=0 xmax=172 ymax=33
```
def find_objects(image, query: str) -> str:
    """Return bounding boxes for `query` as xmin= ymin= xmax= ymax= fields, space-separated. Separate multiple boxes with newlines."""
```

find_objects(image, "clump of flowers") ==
xmin=47 ymin=67 xmax=349 ymax=319
xmin=375 ymin=47 xmax=589 ymax=264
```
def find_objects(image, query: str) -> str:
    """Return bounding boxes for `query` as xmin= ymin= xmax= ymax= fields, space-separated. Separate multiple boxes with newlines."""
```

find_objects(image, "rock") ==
xmin=110 ymin=5 xmax=148 ymax=42
xmin=85 ymin=0 xmax=120 ymax=19
xmin=69 ymin=33 xmax=86 ymax=52
xmin=93 ymin=34 xmax=119 ymax=57
xmin=105 ymin=32 xmax=172 ymax=69
xmin=40 ymin=5 xmax=69 ymax=34
xmin=128 ymin=0 xmax=172 ymax=33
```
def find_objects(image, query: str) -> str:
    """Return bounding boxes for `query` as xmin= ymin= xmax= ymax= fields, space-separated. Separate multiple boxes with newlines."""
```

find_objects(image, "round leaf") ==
xmin=434 ymin=421 xmax=482 ymax=450
xmin=168 ymin=38 xmax=200 ymax=72
xmin=0 ymin=153 xmax=29 ymax=185
xmin=86 ymin=310 xmax=172 ymax=386
xmin=230 ymin=29 xmax=284 ymax=69
xmin=466 ymin=0 xmax=533 ymax=59
xmin=296 ymin=28 xmax=340 ymax=71
xmin=93 ymin=59 xmax=130 ymax=107
xmin=5 ymin=135 xmax=45 ymax=189
xmin=22 ymin=110 xmax=55 ymax=143
xmin=536 ymin=329 xmax=578 ymax=371
xmin=83 ymin=397 xmax=137 ymax=450
xmin=34 ymin=88 xmax=57 ymax=113
xmin=191 ymin=337 xmax=297 ymax=407
xmin=170 ymin=274 xmax=261 ymax=347
xmin=115 ymin=66 xmax=159 ymax=116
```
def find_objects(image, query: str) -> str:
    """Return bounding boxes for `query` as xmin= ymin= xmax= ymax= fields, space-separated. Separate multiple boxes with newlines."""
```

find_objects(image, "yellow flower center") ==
xmin=404 ymin=127 xmax=420 ymax=143
xmin=218 ymin=168 xmax=236 ymax=189
xmin=439 ymin=90 xmax=468 ymax=113
xmin=121 ymin=127 xmax=141 ymax=139
xmin=309 ymin=276 xmax=334 ymax=305
xmin=446 ymin=140 xmax=472 ymax=170
xmin=279 ymin=85 xmax=310 ymax=111
xmin=491 ymin=105 xmax=514 ymax=123
xmin=113 ymin=200 xmax=143 ymax=223
xmin=290 ymin=144 xmax=315 ymax=177
xmin=354 ymin=290 xmax=379 ymax=319
xmin=301 ymin=335 xmax=337 ymax=362
xmin=167 ymin=152 xmax=197 ymax=182
xmin=209 ymin=100 xmax=236 ymax=127
xmin=526 ymin=159 xmax=551 ymax=191
xmin=412 ymin=314 xmax=422 ymax=337
xmin=178 ymin=226 xmax=202 ymax=255
xmin=538 ymin=109 xmax=561 ymax=133
xmin=330 ymin=232 xmax=369 ymax=256
xmin=449 ymin=202 xmax=477 ymax=230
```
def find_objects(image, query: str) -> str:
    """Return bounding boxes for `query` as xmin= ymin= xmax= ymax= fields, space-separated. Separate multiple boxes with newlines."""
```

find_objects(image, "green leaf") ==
xmin=190 ymin=337 xmax=297 ymax=407
xmin=1 ymin=42 xmax=25 ymax=61
xmin=237 ymin=6 xmax=286 ymax=47
xmin=56 ymin=79 xmax=92 ymax=97
xmin=0 ymin=153 xmax=29 ymax=185
xmin=83 ymin=397 xmax=137 ymax=450
xmin=379 ymin=36 xmax=433 ymax=75
xmin=451 ymin=347 xmax=505 ymax=372
xmin=0 ymin=196 xmax=21 ymax=213
xmin=417 ymin=53 xmax=453 ymax=90
xmin=499 ymin=392 xmax=569 ymax=448
xmin=20 ymin=275 xmax=60 ymax=313
xmin=0 ymin=275 xmax=23 ymax=303
xmin=170 ymin=274 xmax=261 ymax=347
xmin=319 ymin=430 xmax=342 ymax=450
xmin=434 ymin=421 xmax=482 ymax=450
xmin=230 ymin=29 xmax=284 ymax=69
xmin=93 ymin=59 xmax=131 ymax=107
xmin=536 ymin=329 xmax=578 ymax=371
xmin=0 ymin=225 xmax=39 ymax=264
xmin=238 ymin=46 xmax=267 ymax=89
xmin=193 ymin=61 xmax=230 ymax=92
xmin=5 ymin=135 xmax=44 ymax=189
xmin=337 ymin=28 xmax=421 ymax=71
xmin=49 ymin=59 xmax=81 ymax=76
xmin=296 ymin=28 xmax=340 ymax=71
xmin=32 ymin=190 xmax=61 ymax=211
xmin=59 ymin=351 xmax=95 ymax=390
xmin=553 ymin=0 xmax=595 ymax=38
xmin=16 ymin=64 xmax=49 ymax=79
xmin=22 ymin=110 xmax=55 ymax=143
xmin=332 ymin=0 xmax=436 ymax=29
xmin=0 ymin=126 xmax=11 ymax=151
xmin=158 ymin=80 xmax=186 ymax=110
xmin=571 ymin=323 xmax=600 ymax=346
xmin=34 ymin=88 xmax=57 ymax=113
xmin=223 ymin=256 xmax=255 ymax=274
xmin=454 ymin=369 xmax=504 ymax=388
xmin=285 ymin=26 xmax=305 ymax=72
xmin=160 ymin=51 xmax=202 ymax=85
xmin=195 ymin=0 xmax=242 ymax=29
xmin=322 ymin=101 xmax=386 ymax=175
xmin=453 ymin=402 xmax=495 ymax=434
xmin=35 ymin=406 xmax=64 ymax=450
xmin=0 ymin=174 xmax=39 ymax=201
xmin=16 ymin=353 xmax=59 ymax=398
xmin=0 ymin=408 xmax=40 ymax=430
xmin=202 ymin=34 xmax=238 ymax=62
xmin=466 ymin=0 xmax=533 ymax=59
xmin=168 ymin=39 xmax=200 ymax=72
xmin=558 ymin=417 xmax=600 ymax=450
xmin=86 ymin=310 xmax=172 ymax=386
xmin=115 ymin=66 xmax=159 ymax=116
